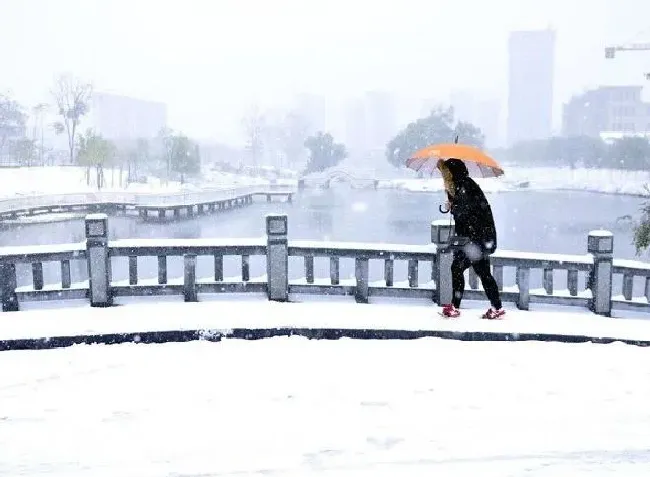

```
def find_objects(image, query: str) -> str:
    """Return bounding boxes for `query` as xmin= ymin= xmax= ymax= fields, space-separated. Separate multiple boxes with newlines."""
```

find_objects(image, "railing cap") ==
xmin=266 ymin=213 xmax=288 ymax=235
xmin=431 ymin=220 xmax=455 ymax=245
xmin=85 ymin=213 xmax=108 ymax=239
xmin=431 ymin=219 xmax=454 ymax=227
xmin=588 ymin=229 xmax=614 ymax=254
xmin=588 ymin=229 xmax=613 ymax=238
xmin=85 ymin=213 xmax=108 ymax=221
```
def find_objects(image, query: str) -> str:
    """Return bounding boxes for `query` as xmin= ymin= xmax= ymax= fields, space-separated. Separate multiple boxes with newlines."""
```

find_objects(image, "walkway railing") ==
xmin=0 ymin=214 xmax=646 ymax=316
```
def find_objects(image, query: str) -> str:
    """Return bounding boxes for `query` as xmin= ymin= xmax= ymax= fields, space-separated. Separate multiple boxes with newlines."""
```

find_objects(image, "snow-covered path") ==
xmin=4 ymin=297 xmax=650 ymax=345
xmin=1 ymin=335 xmax=650 ymax=476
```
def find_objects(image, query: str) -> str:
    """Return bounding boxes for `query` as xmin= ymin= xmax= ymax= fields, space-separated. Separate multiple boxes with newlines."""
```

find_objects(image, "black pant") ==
xmin=451 ymin=249 xmax=502 ymax=309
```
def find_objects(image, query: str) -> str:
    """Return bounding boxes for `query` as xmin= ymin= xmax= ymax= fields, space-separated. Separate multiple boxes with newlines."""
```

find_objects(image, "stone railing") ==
xmin=0 ymin=215 xmax=647 ymax=317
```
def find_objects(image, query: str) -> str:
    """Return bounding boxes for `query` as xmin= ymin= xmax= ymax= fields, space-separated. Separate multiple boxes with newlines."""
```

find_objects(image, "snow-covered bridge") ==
xmin=1 ymin=212 xmax=650 ymax=351
xmin=2 ymin=209 xmax=650 ymax=477
xmin=299 ymin=167 xmax=380 ymax=189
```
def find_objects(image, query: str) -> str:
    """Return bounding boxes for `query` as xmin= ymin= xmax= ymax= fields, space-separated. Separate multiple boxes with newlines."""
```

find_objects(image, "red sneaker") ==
xmin=482 ymin=307 xmax=506 ymax=320
xmin=441 ymin=304 xmax=461 ymax=318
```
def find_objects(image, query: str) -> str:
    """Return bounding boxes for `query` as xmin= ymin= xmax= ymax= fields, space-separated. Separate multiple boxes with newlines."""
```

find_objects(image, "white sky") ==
xmin=2 ymin=0 xmax=650 ymax=145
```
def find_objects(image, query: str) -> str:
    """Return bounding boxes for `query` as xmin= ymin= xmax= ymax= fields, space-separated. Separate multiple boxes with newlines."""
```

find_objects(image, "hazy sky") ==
xmin=2 ymin=0 xmax=650 ymax=145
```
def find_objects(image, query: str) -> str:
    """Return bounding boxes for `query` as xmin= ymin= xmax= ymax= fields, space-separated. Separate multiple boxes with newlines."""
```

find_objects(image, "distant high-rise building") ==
xmin=86 ymin=92 xmax=167 ymax=141
xmin=507 ymin=29 xmax=556 ymax=146
xmin=562 ymin=85 xmax=650 ymax=138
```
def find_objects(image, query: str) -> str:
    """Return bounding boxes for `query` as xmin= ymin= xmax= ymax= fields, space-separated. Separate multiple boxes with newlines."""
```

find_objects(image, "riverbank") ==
xmin=0 ymin=166 xmax=270 ymax=199
xmin=2 ymin=165 xmax=649 ymax=200
xmin=382 ymin=166 xmax=650 ymax=198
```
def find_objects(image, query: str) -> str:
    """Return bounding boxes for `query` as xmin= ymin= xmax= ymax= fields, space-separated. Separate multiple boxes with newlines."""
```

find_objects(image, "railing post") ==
xmin=266 ymin=214 xmax=289 ymax=301
xmin=355 ymin=257 xmax=370 ymax=303
xmin=0 ymin=261 xmax=18 ymax=312
xmin=85 ymin=213 xmax=112 ymax=307
xmin=184 ymin=254 xmax=197 ymax=302
xmin=431 ymin=219 xmax=455 ymax=305
xmin=588 ymin=230 xmax=613 ymax=316
xmin=516 ymin=266 xmax=530 ymax=310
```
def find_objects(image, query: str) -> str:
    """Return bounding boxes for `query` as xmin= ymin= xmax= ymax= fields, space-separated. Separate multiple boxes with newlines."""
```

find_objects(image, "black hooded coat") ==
xmin=444 ymin=158 xmax=497 ymax=254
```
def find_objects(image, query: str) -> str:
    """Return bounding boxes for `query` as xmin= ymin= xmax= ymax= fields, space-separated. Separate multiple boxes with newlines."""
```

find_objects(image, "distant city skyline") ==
xmin=562 ymin=85 xmax=650 ymax=139
xmin=2 ymin=0 xmax=650 ymax=147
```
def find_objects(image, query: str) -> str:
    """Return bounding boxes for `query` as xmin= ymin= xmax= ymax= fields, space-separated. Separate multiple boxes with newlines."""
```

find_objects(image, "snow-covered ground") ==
xmin=0 ymin=166 xmax=270 ymax=199
xmin=0 ymin=299 xmax=649 ymax=475
xmin=386 ymin=166 xmax=650 ymax=197
xmin=4 ymin=296 xmax=650 ymax=340
xmin=2 ymin=165 xmax=649 ymax=200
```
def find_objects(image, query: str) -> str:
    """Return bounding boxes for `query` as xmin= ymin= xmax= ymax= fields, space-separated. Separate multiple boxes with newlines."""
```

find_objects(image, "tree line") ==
xmin=381 ymin=105 xmax=650 ymax=255
xmin=497 ymin=135 xmax=650 ymax=171
xmin=2 ymin=82 xmax=348 ymax=180
xmin=382 ymin=105 xmax=650 ymax=172
xmin=0 ymin=75 xmax=201 ymax=189
xmin=240 ymin=105 xmax=348 ymax=175
xmin=73 ymin=128 xmax=200 ymax=189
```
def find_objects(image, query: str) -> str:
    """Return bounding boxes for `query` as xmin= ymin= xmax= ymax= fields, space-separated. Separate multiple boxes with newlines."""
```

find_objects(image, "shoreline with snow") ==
xmin=383 ymin=166 xmax=650 ymax=198
xmin=1 ymin=165 xmax=649 ymax=201
xmin=0 ymin=166 xmax=275 ymax=201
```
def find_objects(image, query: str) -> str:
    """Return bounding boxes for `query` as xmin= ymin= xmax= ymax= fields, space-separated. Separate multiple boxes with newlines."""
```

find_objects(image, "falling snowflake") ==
xmin=463 ymin=242 xmax=483 ymax=262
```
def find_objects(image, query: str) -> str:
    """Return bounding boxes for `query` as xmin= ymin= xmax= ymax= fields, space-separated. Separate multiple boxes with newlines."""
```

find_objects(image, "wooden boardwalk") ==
xmin=0 ymin=187 xmax=294 ymax=222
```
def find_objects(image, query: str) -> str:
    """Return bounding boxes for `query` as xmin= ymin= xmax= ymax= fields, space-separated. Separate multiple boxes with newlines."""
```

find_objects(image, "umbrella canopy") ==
xmin=406 ymin=143 xmax=504 ymax=178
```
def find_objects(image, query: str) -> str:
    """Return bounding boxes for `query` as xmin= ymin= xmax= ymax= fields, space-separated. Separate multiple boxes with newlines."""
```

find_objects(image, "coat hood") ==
xmin=444 ymin=158 xmax=469 ymax=181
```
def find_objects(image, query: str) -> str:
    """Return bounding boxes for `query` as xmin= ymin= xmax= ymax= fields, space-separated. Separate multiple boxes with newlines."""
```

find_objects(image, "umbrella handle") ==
xmin=439 ymin=204 xmax=450 ymax=214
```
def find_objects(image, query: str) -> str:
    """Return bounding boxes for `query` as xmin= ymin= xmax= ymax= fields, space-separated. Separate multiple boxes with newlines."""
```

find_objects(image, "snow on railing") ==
xmin=0 ymin=214 xmax=647 ymax=315
xmin=611 ymin=258 xmax=650 ymax=310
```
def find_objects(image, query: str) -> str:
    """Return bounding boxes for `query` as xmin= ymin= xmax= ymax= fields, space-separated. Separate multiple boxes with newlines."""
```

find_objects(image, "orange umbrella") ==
xmin=406 ymin=143 xmax=504 ymax=178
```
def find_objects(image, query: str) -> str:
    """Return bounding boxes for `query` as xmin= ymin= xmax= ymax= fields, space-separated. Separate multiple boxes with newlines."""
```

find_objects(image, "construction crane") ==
xmin=605 ymin=42 xmax=650 ymax=80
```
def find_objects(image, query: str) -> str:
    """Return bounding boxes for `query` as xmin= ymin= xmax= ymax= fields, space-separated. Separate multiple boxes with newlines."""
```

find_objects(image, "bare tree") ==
xmin=281 ymin=111 xmax=310 ymax=170
xmin=31 ymin=103 xmax=49 ymax=165
xmin=0 ymin=93 xmax=26 ymax=156
xmin=12 ymin=138 xmax=37 ymax=167
xmin=158 ymin=127 xmax=177 ymax=184
xmin=52 ymin=75 xmax=92 ymax=164
xmin=242 ymin=105 xmax=266 ymax=170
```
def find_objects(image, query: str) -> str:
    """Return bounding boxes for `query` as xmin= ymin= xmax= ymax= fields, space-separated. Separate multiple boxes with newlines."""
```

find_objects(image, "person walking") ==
xmin=437 ymin=158 xmax=505 ymax=319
